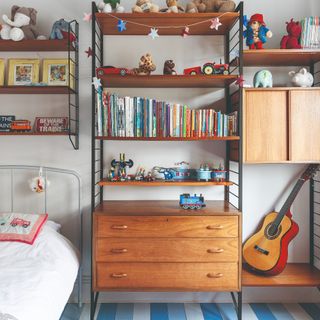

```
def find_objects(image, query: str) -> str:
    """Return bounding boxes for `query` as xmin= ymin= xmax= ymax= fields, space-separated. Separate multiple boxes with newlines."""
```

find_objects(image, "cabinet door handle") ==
xmin=206 ymin=225 xmax=223 ymax=230
xmin=111 ymin=273 xmax=127 ymax=278
xmin=207 ymin=248 xmax=224 ymax=253
xmin=111 ymin=248 xmax=128 ymax=254
xmin=111 ymin=225 xmax=128 ymax=230
xmin=207 ymin=273 xmax=223 ymax=278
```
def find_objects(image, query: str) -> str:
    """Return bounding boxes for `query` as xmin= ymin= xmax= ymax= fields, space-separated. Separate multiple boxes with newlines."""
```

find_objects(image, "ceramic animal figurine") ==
xmin=254 ymin=70 xmax=273 ymax=88
xmin=289 ymin=68 xmax=313 ymax=87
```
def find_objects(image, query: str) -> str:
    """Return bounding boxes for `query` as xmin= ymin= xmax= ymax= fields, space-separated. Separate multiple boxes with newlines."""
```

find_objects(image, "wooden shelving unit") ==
xmin=0 ymin=86 xmax=75 ymax=94
xmin=99 ymin=180 xmax=234 ymax=187
xmin=242 ymin=264 xmax=320 ymax=287
xmin=95 ymin=12 xmax=239 ymax=36
xmin=0 ymin=132 xmax=71 ymax=136
xmin=99 ymin=74 xmax=238 ymax=88
xmin=96 ymin=136 xmax=240 ymax=141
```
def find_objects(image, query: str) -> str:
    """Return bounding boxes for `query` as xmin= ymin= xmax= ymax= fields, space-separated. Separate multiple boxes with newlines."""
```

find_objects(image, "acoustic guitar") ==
xmin=243 ymin=164 xmax=319 ymax=275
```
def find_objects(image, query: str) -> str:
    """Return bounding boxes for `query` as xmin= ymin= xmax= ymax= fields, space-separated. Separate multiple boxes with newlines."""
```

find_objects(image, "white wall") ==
xmin=0 ymin=0 xmax=319 ymax=303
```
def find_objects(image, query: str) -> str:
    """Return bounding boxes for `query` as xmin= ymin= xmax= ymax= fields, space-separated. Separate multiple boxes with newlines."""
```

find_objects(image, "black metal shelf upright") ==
xmin=91 ymin=1 xmax=243 ymax=319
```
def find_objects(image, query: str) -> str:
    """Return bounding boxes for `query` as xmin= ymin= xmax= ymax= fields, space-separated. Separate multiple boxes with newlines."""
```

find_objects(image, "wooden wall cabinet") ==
xmin=243 ymin=88 xmax=320 ymax=163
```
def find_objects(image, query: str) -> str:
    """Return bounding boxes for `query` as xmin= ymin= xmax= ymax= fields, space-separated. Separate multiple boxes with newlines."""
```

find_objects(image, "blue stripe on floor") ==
xmin=200 ymin=303 xmax=223 ymax=320
xmin=268 ymin=304 xmax=295 ymax=320
xmin=97 ymin=303 xmax=117 ymax=320
xmin=116 ymin=303 xmax=134 ymax=320
xmin=251 ymin=303 xmax=277 ymax=320
xmin=151 ymin=303 xmax=169 ymax=320
xmin=300 ymin=303 xmax=320 ymax=320
xmin=167 ymin=303 xmax=186 ymax=320
xmin=217 ymin=303 xmax=238 ymax=320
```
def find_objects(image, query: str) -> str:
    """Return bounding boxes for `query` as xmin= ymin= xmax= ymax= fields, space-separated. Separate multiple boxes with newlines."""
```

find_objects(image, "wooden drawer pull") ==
xmin=207 ymin=273 xmax=223 ymax=278
xmin=111 ymin=273 xmax=127 ymax=278
xmin=111 ymin=225 xmax=128 ymax=230
xmin=207 ymin=248 xmax=224 ymax=254
xmin=206 ymin=225 xmax=223 ymax=230
xmin=111 ymin=248 xmax=128 ymax=254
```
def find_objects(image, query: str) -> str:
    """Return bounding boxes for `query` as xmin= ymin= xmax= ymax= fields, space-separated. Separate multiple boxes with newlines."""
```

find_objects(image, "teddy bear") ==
xmin=186 ymin=0 xmax=236 ymax=13
xmin=0 ymin=6 xmax=46 ymax=41
xmin=280 ymin=19 xmax=302 ymax=49
xmin=132 ymin=0 xmax=160 ymax=13
xmin=160 ymin=0 xmax=185 ymax=13
xmin=98 ymin=0 xmax=125 ymax=13
xmin=163 ymin=60 xmax=177 ymax=75
xmin=133 ymin=53 xmax=156 ymax=75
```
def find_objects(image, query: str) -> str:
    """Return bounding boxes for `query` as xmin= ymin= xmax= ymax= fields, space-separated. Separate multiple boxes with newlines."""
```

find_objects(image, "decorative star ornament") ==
xmin=83 ymin=12 xmax=92 ymax=22
xmin=148 ymin=28 xmax=159 ymax=40
xmin=85 ymin=47 xmax=93 ymax=58
xmin=92 ymin=77 xmax=102 ymax=90
xmin=210 ymin=18 xmax=222 ymax=31
xmin=181 ymin=26 xmax=190 ymax=38
xmin=117 ymin=20 xmax=127 ymax=32
xmin=235 ymin=75 xmax=245 ymax=87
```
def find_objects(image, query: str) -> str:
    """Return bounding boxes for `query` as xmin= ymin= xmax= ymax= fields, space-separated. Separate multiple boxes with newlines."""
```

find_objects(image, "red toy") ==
xmin=183 ymin=66 xmax=202 ymax=75
xmin=184 ymin=60 xmax=229 ymax=76
xmin=280 ymin=19 xmax=302 ymax=49
xmin=96 ymin=66 xmax=133 ymax=77
xmin=10 ymin=120 xmax=32 ymax=132
xmin=10 ymin=218 xmax=31 ymax=228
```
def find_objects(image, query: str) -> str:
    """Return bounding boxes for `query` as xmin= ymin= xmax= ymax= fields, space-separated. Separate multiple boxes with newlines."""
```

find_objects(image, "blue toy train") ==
xmin=179 ymin=193 xmax=206 ymax=210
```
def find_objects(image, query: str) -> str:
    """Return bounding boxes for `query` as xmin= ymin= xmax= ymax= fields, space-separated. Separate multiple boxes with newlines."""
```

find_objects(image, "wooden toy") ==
xmin=179 ymin=193 xmax=206 ymax=210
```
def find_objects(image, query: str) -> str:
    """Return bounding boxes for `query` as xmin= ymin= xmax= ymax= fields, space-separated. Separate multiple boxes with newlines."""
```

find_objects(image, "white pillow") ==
xmin=45 ymin=220 xmax=61 ymax=233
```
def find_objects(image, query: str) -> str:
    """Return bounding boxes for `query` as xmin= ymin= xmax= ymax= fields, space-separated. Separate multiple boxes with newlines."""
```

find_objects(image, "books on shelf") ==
xmin=300 ymin=17 xmax=320 ymax=49
xmin=96 ymin=92 xmax=237 ymax=138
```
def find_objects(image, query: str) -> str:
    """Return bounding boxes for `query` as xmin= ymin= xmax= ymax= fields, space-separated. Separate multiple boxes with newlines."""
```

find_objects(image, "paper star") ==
xmin=181 ymin=26 xmax=190 ymax=38
xmin=117 ymin=20 xmax=127 ymax=32
xmin=92 ymin=77 xmax=102 ymax=90
xmin=210 ymin=18 xmax=222 ymax=31
xmin=83 ymin=12 xmax=92 ymax=22
xmin=148 ymin=28 xmax=159 ymax=40
xmin=85 ymin=47 xmax=92 ymax=58
xmin=235 ymin=75 xmax=245 ymax=87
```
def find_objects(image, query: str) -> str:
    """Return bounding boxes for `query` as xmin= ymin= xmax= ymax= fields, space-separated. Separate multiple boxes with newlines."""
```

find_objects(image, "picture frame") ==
xmin=42 ymin=59 xmax=75 ymax=89
xmin=8 ymin=59 xmax=40 ymax=86
xmin=0 ymin=59 xmax=4 ymax=86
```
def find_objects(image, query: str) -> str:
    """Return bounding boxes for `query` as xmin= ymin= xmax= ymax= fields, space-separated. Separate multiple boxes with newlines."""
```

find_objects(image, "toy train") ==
xmin=10 ymin=120 xmax=32 ymax=132
xmin=179 ymin=193 xmax=206 ymax=210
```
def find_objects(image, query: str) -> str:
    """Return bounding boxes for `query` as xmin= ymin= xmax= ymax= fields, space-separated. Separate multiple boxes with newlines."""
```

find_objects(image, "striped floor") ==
xmin=60 ymin=303 xmax=320 ymax=320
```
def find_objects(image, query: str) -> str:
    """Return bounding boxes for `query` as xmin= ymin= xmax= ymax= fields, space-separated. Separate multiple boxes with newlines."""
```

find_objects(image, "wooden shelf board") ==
xmin=94 ymin=200 xmax=240 ymax=216
xmin=0 ymin=86 xmax=75 ymax=94
xmin=243 ymin=49 xmax=320 ymax=67
xmin=242 ymin=263 xmax=320 ymax=287
xmin=244 ymin=87 xmax=320 ymax=91
xmin=0 ymin=39 xmax=75 ymax=52
xmin=96 ymin=136 xmax=240 ymax=141
xmin=95 ymin=12 xmax=239 ymax=36
xmin=0 ymin=132 xmax=70 ymax=136
xmin=99 ymin=180 xmax=234 ymax=187
xmin=99 ymin=75 xmax=238 ymax=88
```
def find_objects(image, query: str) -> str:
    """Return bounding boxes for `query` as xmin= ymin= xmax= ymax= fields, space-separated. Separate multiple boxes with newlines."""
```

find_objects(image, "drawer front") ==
xmin=95 ymin=262 xmax=239 ymax=291
xmin=95 ymin=216 xmax=238 ymax=238
xmin=96 ymin=238 xmax=239 ymax=262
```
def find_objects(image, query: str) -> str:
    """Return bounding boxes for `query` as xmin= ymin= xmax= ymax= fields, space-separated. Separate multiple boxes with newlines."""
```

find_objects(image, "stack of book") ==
xmin=300 ymin=17 xmax=320 ymax=48
xmin=96 ymin=92 xmax=238 ymax=138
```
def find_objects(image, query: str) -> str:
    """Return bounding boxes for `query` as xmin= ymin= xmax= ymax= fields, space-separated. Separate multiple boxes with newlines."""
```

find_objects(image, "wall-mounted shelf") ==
xmin=0 ymin=39 xmax=75 ymax=52
xmin=0 ymin=132 xmax=72 ymax=136
xmin=99 ymin=180 xmax=234 ymax=187
xmin=96 ymin=136 xmax=240 ymax=141
xmin=0 ymin=86 xmax=75 ymax=94
xmin=98 ymin=75 xmax=238 ymax=88
xmin=95 ymin=12 xmax=240 ymax=36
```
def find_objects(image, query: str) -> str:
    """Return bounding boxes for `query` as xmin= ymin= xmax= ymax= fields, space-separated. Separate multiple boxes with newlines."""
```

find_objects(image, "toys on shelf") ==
xmin=179 ymin=193 xmax=206 ymax=210
xmin=280 ymin=19 xmax=302 ymax=49
xmin=152 ymin=166 xmax=175 ymax=180
xmin=184 ymin=59 xmax=229 ymax=76
xmin=185 ymin=0 xmax=235 ymax=13
xmin=253 ymin=70 xmax=273 ymax=88
xmin=132 ymin=0 xmax=160 ymax=13
xmin=0 ymin=6 xmax=46 ymax=41
xmin=96 ymin=66 xmax=133 ymax=77
xmin=163 ymin=60 xmax=177 ymax=75
xmin=110 ymin=153 xmax=134 ymax=181
xmin=98 ymin=0 xmax=125 ymax=13
xmin=49 ymin=19 xmax=76 ymax=42
xmin=144 ymin=171 xmax=154 ymax=182
xmin=289 ymin=68 xmax=314 ymax=87
xmin=196 ymin=164 xmax=211 ymax=181
xmin=160 ymin=0 xmax=185 ymax=13
xmin=133 ymin=53 xmax=156 ymax=76
xmin=244 ymin=14 xmax=272 ymax=49
xmin=211 ymin=164 xmax=226 ymax=182
xmin=135 ymin=167 xmax=145 ymax=181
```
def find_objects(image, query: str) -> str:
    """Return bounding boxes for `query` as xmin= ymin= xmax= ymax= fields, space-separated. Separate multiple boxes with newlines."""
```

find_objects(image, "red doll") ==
xmin=280 ymin=19 xmax=302 ymax=49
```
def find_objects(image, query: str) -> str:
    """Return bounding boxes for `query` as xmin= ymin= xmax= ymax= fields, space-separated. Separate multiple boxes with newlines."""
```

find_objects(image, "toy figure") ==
xmin=50 ymin=19 xmax=76 ymax=42
xmin=160 ymin=0 xmax=185 ymax=13
xmin=144 ymin=171 xmax=154 ymax=182
xmin=98 ymin=0 xmax=125 ymax=13
xmin=280 ymin=19 xmax=302 ymax=49
xmin=133 ymin=53 xmax=156 ymax=76
xmin=254 ymin=70 xmax=273 ymax=88
xmin=135 ymin=167 xmax=145 ymax=181
xmin=244 ymin=14 xmax=272 ymax=49
xmin=163 ymin=60 xmax=177 ymax=75
xmin=111 ymin=153 xmax=134 ymax=181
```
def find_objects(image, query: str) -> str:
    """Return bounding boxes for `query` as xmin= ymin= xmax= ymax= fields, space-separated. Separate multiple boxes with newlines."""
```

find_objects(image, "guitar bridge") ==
xmin=254 ymin=245 xmax=269 ymax=255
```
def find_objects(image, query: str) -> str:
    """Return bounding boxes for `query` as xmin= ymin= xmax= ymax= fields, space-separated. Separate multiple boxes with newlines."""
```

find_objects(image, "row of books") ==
xmin=96 ymin=92 xmax=238 ymax=138
xmin=300 ymin=17 xmax=320 ymax=49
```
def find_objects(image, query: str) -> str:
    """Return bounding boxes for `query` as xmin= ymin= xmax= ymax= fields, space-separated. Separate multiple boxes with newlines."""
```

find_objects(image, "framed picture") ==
xmin=42 ymin=59 xmax=75 ymax=89
xmin=8 ymin=59 xmax=40 ymax=86
xmin=0 ymin=59 xmax=4 ymax=86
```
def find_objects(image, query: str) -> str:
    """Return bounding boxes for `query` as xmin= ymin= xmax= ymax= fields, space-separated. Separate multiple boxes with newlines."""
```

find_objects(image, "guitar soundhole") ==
xmin=265 ymin=223 xmax=282 ymax=240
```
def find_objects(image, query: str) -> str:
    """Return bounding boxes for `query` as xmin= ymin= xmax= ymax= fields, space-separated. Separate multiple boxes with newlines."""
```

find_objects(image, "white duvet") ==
xmin=0 ymin=222 xmax=80 ymax=320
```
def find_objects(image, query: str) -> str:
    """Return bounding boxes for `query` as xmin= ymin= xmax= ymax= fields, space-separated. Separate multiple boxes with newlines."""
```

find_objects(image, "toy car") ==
xmin=96 ymin=66 xmax=132 ymax=77
xmin=180 ymin=193 xmax=206 ymax=210
xmin=183 ymin=66 xmax=202 ymax=75
xmin=10 ymin=218 xmax=31 ymax=228
xmin=202 ymin=61 xmax=229 ymax=75
xmin=10 ymin=120 xmax=32 ymax=132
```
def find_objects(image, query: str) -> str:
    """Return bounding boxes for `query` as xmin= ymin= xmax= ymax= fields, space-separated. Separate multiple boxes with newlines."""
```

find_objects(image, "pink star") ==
xmin=181 ymin=26 xmax=190 ymax=38
xmin=235 ymin=75 xmax=245 ymax=87
xmin=85 ymin=47 xmax=93 ymax=58
xmin=210 ymin=18 xmax=222 ymax=31
xmin=83 ymin=12 xmax=92 ymax=22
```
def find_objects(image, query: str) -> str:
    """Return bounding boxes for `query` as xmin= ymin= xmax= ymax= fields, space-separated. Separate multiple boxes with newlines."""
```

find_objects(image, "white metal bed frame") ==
xmin=0 ymin=165 xmax=83 ymax=308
